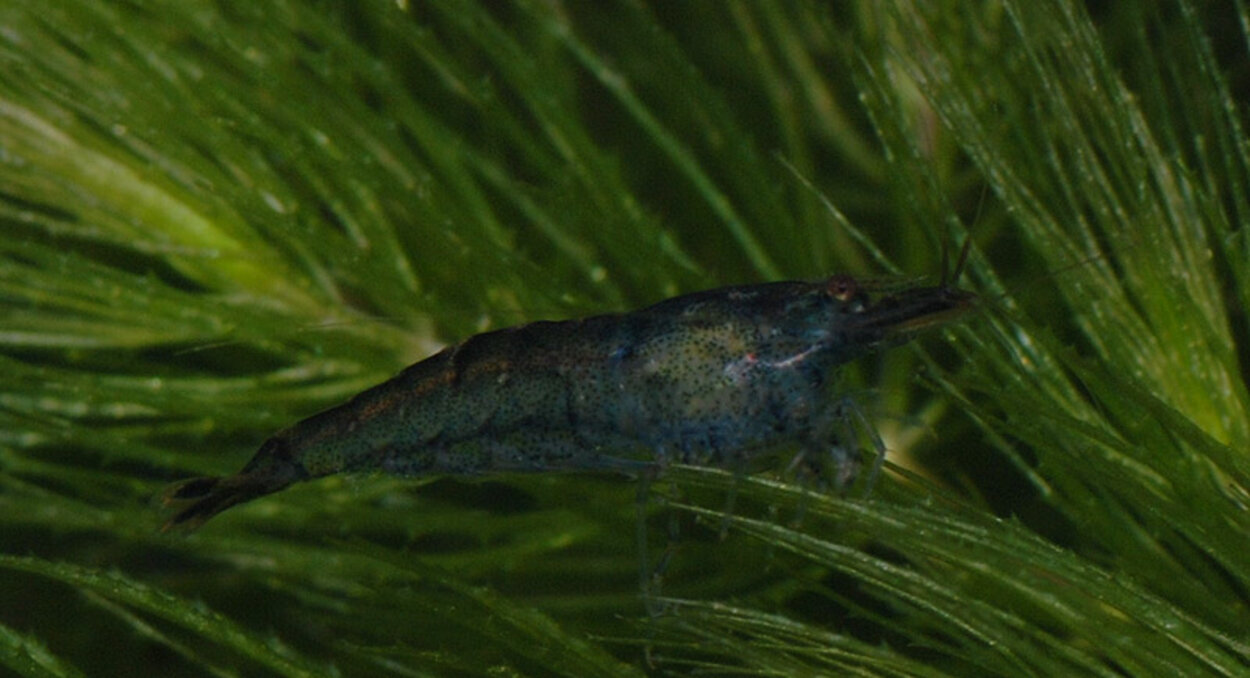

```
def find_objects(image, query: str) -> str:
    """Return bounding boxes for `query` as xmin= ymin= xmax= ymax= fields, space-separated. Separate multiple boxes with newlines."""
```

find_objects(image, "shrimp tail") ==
xmin=160 ymin=438 xmax=309 ymax=532
xmin=160 ymin=475 xmax=260 ymax=531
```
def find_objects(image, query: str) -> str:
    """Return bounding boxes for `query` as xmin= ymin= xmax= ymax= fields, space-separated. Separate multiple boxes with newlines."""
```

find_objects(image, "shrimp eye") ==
xmin=826 ymin=274 xmax=858 ymax=302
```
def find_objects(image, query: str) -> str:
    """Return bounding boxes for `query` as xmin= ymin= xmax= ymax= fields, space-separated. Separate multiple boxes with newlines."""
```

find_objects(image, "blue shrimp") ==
xmin=162 ymin=255 xmax=974 ymax=530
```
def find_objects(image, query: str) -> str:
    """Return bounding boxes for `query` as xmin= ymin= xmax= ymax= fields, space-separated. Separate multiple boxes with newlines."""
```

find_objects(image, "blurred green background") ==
xmin=2 ymin=1 xmax=1249 ymax=676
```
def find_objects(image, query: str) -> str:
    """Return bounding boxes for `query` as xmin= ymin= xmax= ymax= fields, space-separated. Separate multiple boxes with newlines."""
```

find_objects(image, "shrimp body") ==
xmin=162 ymin=273 xmax=974 ymax=530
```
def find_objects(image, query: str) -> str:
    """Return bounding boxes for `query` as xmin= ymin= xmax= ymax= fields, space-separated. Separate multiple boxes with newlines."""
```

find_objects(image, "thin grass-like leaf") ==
xmin=2 ymin=1 xmax=1248 ymax=676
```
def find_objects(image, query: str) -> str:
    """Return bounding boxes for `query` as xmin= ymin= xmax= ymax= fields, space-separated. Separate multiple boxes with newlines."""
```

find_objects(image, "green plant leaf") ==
xmin=2 ymin=1 xmax=1248 ymax=676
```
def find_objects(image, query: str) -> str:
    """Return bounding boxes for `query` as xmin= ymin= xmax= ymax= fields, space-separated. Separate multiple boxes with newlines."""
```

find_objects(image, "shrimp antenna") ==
xmin=940 ymin=234 xmax=973 ymax=289
xmin=951 ymin=236 xmax=973 ymax=287
xmin=940 ymin=236 xmax=951 ymax=289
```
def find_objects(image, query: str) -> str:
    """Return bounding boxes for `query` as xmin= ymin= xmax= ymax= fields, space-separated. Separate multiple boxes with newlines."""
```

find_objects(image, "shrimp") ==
xmin=161 ymin=252 xmax=975 ymax=531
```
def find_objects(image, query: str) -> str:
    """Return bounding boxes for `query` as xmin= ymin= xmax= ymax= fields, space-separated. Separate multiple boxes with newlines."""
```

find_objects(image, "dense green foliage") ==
xmin=1 ymin=2 xmax=1248 ymax=675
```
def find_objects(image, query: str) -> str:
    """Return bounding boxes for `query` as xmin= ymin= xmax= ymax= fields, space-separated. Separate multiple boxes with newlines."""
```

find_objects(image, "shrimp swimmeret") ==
xmin=161 ymin=252 xmax=975 ymax=531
